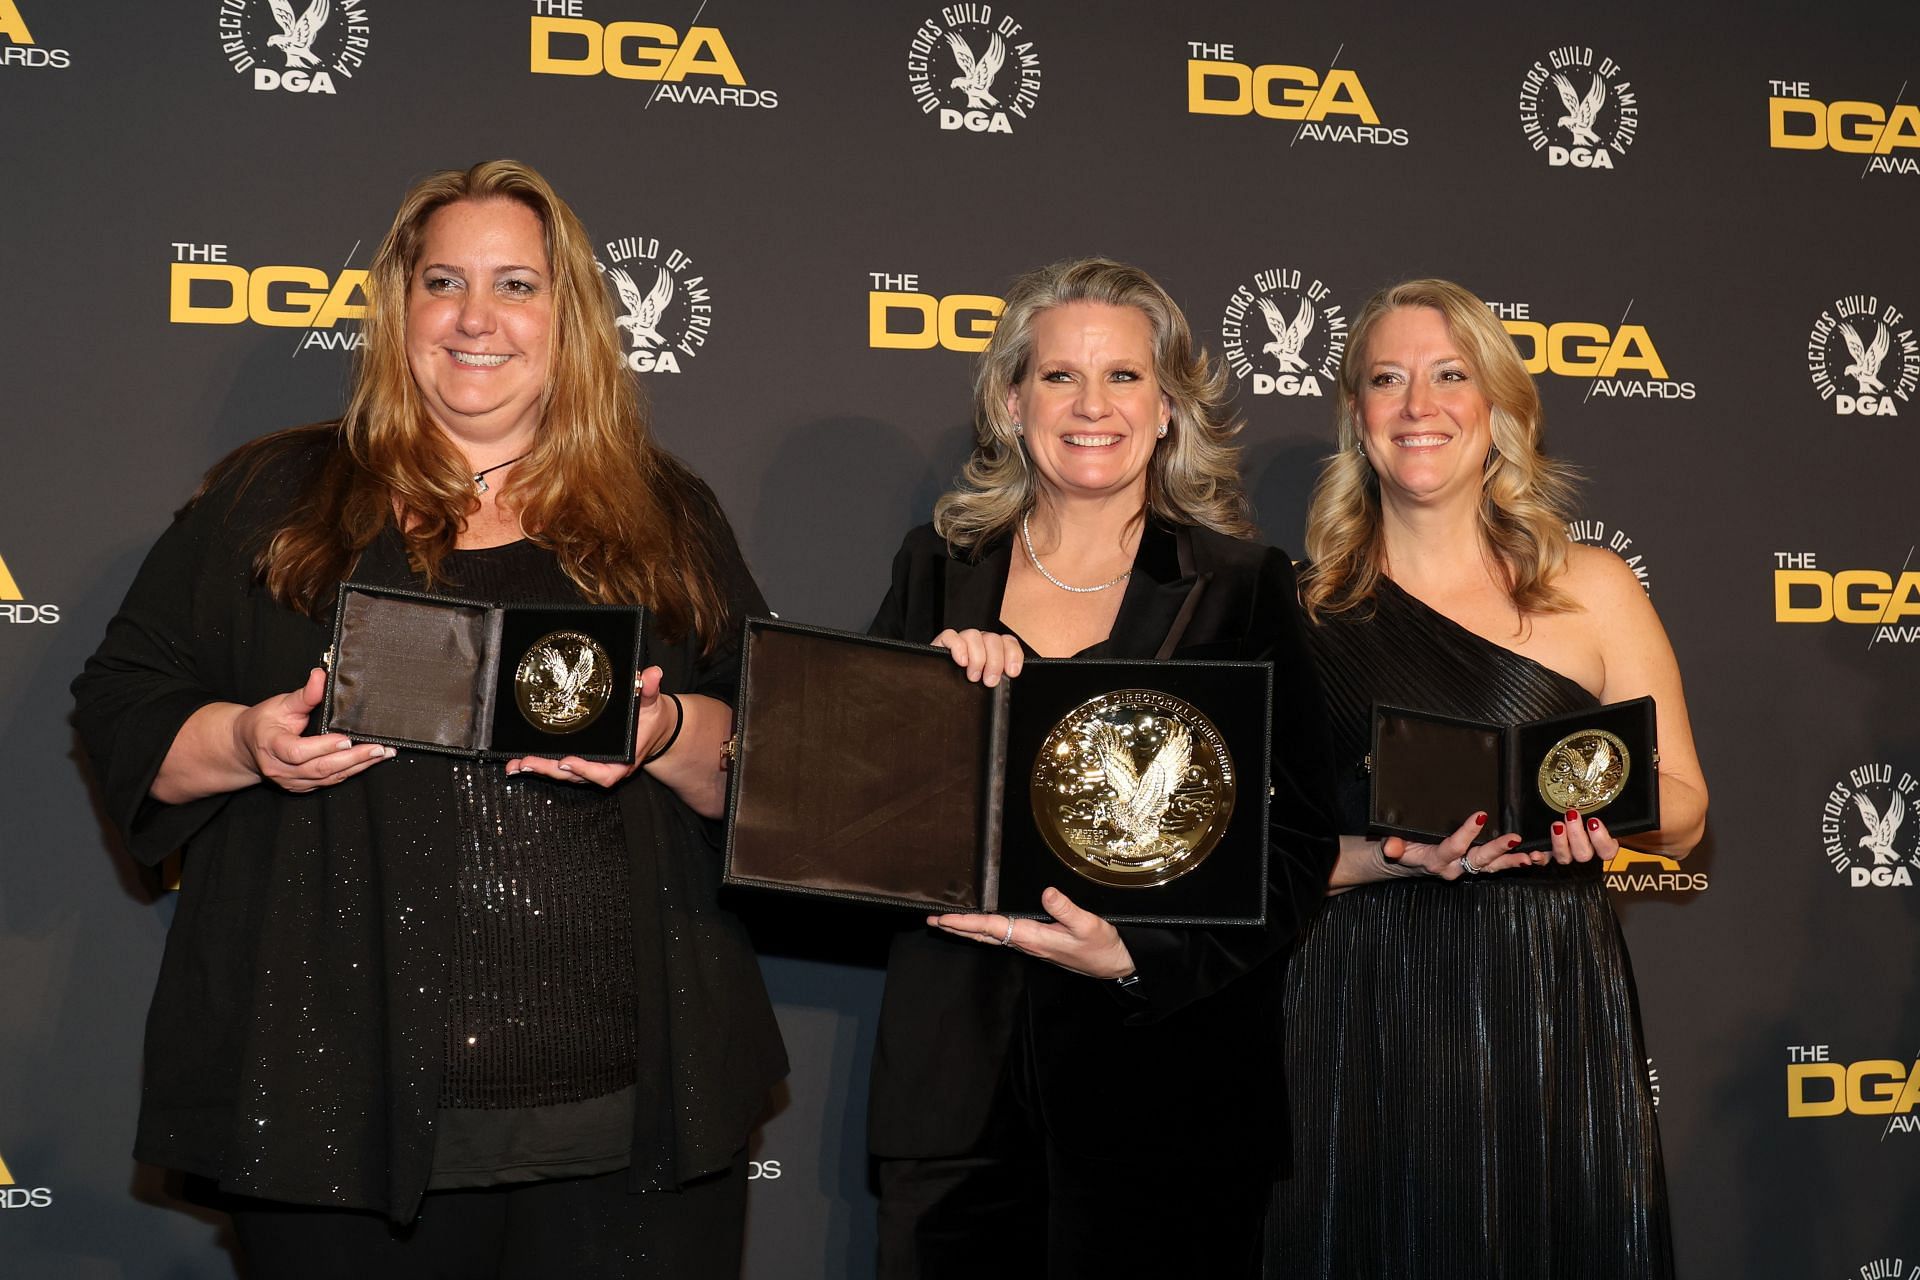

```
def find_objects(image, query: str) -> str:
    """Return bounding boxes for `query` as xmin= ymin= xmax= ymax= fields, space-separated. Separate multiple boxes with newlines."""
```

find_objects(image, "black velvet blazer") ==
xmin=864 ymin=520 xmax=1336 ymax=1165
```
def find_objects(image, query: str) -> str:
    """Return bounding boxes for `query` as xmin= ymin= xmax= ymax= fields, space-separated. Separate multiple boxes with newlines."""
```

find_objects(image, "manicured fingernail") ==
xmin=1474 ymin=812 xmax=1487 ymax=826
xmin=1587 ymin=817 xmax=1600 ymax=831
xmin=558 ymin=762 xmax=573 ymax=773
xmin=1552 ymin=821 xmax=1565 ymax=835
xmin=1566 ymin=809 xmax=1579 ymax=823
xmin=1507 ymin=838 xmax=1522 ymax=849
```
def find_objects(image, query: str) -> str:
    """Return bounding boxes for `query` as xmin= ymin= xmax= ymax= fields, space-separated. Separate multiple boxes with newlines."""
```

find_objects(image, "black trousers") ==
xmin=875 ymin=1025 xmax=1270 ymax=1280
xmin=210 ymin=1158 xmax=746 ymax=1280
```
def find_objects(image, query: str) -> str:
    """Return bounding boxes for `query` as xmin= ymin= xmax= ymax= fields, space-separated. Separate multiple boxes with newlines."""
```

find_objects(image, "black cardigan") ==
xmin=864 ymin=520 xmax=1337 ymax=1166
xmin=71 ymin=433 xmax=786 ymax=1220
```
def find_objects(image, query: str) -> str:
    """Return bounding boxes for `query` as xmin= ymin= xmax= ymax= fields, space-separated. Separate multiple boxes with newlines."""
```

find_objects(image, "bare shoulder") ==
xmin=1560 ymin=543 xmax=1655 ymax=618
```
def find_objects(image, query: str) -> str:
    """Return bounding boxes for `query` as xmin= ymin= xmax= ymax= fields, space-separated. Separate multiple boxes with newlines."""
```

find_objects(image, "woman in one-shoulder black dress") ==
xmin=1264 ymin=281 xmax=1708 ymax=1279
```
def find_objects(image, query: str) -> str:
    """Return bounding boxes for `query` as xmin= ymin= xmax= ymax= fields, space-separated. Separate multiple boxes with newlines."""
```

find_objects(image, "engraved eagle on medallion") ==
xmin=1093 ymin=719 xmax=1192 ymax=850
xmin=1538 ymin=729 xmax=1628 ymax=813
xmin=1841 ymin=320 xmax=1892 ymax=394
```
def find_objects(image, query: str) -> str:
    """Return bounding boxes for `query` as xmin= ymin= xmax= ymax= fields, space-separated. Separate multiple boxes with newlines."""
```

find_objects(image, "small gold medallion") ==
xmin=1537 ymin=728 xmax=1630 ymax=815
xmin=1029 ymin=689 xmax=1236 ymax=888
xmin=514 ymin=630 xmax=614 ymax=733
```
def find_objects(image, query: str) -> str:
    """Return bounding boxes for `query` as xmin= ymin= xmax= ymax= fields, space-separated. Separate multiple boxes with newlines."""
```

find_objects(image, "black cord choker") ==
xmin=472 ymin=454 xmax=528 ymax=494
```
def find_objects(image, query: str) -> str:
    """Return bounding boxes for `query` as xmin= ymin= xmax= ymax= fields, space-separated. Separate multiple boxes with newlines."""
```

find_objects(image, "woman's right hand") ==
xmin=232 ymin=667 xmax=394 ymax=794
xmin=931 ymin=629 xmax=1025 ymax=687
xmin=1383 ymin=811 xmax=1537 ymax=880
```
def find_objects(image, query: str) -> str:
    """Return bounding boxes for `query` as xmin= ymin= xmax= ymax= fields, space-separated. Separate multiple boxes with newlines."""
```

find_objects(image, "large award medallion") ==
xmin=514 ymin=630 xmax=614 ymax=733
xmin=1537 ymin=728 xmax=1630 ymax=815
xmin=1029 ymin=689 xmax=1236 ymax=888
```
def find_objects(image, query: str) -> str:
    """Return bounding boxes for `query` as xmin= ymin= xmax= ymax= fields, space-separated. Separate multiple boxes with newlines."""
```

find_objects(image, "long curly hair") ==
xmin=202 ymin=159 xmax=729 ymax=648
xmin=932 ymin=257 xmax=1254 ymax=551
xmin=1300 ymin=278 xmax=1578 ymax=620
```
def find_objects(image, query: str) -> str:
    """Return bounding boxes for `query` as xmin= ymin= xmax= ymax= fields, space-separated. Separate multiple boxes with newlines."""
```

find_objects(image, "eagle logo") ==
xmin=1538 ymin=728 xmax=1629 ymax=813
xmin=1094 ymin=719 xmax=1191 ymax=850
xmin=1553 ymin=72 xmax=1607 ymax=147
xmin=534 ymin=645 xmax=598 ymax=727
xmin=1841 ymin=320 xmax=1892 ymax=394
xmin=1258 ymin=296 xmax=1315 ymax=373
xmin=947 ymin=31 xmax=1006 ymax=110
xmin=1854 ymin=791 xmax=1906 ymax=865
xmin=265 ymin=0 xmax=330 ymax=69
xmin=610 ymin=266 xmax=675 ymax=353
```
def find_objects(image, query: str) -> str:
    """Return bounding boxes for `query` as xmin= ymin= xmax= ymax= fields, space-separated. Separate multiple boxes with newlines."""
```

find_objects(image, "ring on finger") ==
xmin=1460 ymin=852 xmax=1487 ymax=875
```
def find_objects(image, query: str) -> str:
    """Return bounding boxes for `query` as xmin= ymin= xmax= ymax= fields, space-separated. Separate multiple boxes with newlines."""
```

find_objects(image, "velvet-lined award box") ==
xmin=1367 ymin=696 xmax=1660 ymax=851
xmin=722 ymin=618 xmax=1273 ymax=926
xmin=320 ymin=583 xmax=644 ymax=763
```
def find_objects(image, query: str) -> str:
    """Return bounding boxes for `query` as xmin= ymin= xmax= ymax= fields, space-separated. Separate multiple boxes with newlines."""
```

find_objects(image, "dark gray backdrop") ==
xmin=3 ymin=2 xmax=1917 ymax=1276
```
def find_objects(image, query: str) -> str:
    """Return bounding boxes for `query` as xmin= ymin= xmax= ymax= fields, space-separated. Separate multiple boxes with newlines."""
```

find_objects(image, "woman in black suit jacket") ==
xmin=866 ymin=258 xmax=1336 ymax=1280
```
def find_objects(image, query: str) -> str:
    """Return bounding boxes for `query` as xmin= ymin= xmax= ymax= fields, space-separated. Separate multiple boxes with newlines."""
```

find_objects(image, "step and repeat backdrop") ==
xmin=3 ymin=1 xmax=1917 ymax=1276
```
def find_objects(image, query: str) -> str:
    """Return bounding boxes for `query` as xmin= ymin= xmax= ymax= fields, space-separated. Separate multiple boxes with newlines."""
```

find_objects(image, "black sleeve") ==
xmin=1113 ymin=548 xmax=1338 ymax=1021
xmin=70 ymin=491 xmax=246 ymax=866
xmin=685 ymin=480 xmax=770 ymax=706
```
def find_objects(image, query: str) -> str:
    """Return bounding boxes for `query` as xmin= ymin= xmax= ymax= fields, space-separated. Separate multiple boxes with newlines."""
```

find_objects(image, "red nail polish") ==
xmin=1552 ymin=821 xmax=1565 ymax=835
xmin=1507 ymin=837 xmax=1521 ymax=850
xmin=1565 ymin=809 xmax=1579 ymax=823
xmin=1587 ymin=817 xmax=1600 ymax=831
xmin=1474 ymin=812 xmax=1487 ymax=826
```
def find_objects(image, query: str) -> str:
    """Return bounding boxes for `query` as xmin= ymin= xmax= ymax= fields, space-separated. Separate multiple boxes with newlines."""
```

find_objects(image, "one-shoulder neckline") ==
xmin=1376 ymin=576 xmax=1598 ymax=706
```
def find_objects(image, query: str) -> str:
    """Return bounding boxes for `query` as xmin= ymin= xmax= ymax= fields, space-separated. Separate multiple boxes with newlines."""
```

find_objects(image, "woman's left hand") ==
xmin=1549 ymin=808 xmax=1619 ymax=865
xmin=929 ymin=886 xmax=1136 ymax=980
xmin=506 ymin=664 xmax=678 ymax=787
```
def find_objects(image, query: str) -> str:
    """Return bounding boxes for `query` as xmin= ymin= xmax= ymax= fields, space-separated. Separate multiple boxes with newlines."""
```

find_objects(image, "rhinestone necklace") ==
xmin=1020 ymin=512 xmax=1134 ymax=594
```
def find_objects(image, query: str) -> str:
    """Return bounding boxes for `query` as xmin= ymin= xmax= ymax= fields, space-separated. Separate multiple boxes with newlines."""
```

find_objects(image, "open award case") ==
xmin=722 ymin=618 xmax=1274 ymax=926
xmin=1367 ymin=696 xmax=1660 ymax=852
xmin=320 ymin=583 xmax=645 ymax=763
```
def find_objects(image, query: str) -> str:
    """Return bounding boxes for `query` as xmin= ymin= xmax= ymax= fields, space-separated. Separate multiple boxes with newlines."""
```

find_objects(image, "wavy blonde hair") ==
xmin=933 ymin=257 xmax=1254 ymax=551
xmin=1300 ymin=278 xmax=1578 ymax=619
xmin=204 ymin=160 xmax=728 ymax=647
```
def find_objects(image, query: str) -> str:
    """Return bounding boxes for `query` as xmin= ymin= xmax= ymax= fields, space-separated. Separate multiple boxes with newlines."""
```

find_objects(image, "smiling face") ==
xmin=1006 ymin=301 xmax=1169 ymax=509
xmin=1353 ymin=305 xmax=1494 ymax=508
xmin=404 ymin=197 xmax=553 ymax=456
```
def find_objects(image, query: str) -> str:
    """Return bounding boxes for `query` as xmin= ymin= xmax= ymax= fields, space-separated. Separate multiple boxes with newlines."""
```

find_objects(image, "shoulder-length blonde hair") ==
xmin=206 ymin=159 xmax=729 ymax=648
xmin=1300 ymin=278 xmax=1577 ymax=620
xmin=932 ymin=257 xmax=1254 ymax=551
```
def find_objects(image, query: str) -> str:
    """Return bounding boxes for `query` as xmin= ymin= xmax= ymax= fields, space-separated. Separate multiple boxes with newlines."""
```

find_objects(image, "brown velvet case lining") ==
xmin=726 ymin=623 xmax=1002 ymax=911
xmin=1369 ymin=697 xmax=1659 ymax=850
xmin=330 ymin=590 xmax=499 ymax=750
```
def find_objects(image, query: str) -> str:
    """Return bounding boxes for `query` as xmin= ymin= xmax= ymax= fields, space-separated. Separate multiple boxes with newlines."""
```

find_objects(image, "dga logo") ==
xmin=217 ymin=0 xmax=371 ymax=95
xmin=0 ymin=1150 xmax=52 ymax=1209
xmin=1186 ymin=40 xmax=1407 ymax=145
xmin=1807 ymin=295 xmax=1919 ymax=416
xmin=1568 ymin=519 xmax=1651 ymax=594
xmin=1604 ymin=847 xmax=1706 ymax=893
xmin=1770 ymin=80 xmax=1920 ymax=176
xmin=169 ymin=243 xmax=368 ymax=350
xmin=907 ymin=6 xmax=1040 ymax=134
xmin=530 ymin=7 xmax=777 ymax=107
xmin=868 ymin=274 xmax=1002 ymax=352
xmin=597 ymin=235 xmax=712 ymax=374
xmin=1819 ymin=764 xmax=1919 ymax=888
xmin=1787 ymin=1045 xmax=1920 ymax=1135
xmin=1489 ymin=301 xmax=1693 ymax=400
xmin=1220 ymin=270 xmax=1347 ymax=398
xmin=0 ymin=0 xmax=72 ymax=69
xmin=1774 ymin=551 xmax=1920 ymax=645
xmin=0 ymin=553 xmax=61 ymax=625
xmin=1518 ymin=46 xmax=1638 ymax=169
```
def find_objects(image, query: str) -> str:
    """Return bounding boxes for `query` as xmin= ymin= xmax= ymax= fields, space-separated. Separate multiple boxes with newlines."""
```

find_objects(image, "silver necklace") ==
xmin=1020 ymin=512 xmax=1134 ymax=594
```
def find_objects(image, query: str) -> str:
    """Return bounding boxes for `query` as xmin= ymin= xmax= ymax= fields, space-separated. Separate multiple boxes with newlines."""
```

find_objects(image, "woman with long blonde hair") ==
xmin=866 ymin=257 xmax=1336 ymax=1279
xmin=1266 ymin=279 xmax=1707 ymax=1277
xmin=73 ymin=160 xmax=783 ymax=1277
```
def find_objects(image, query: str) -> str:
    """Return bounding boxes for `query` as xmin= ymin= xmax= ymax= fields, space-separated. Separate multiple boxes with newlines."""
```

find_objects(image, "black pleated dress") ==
xmin=1265 ymin=578 xmax=1673 ymax=1279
